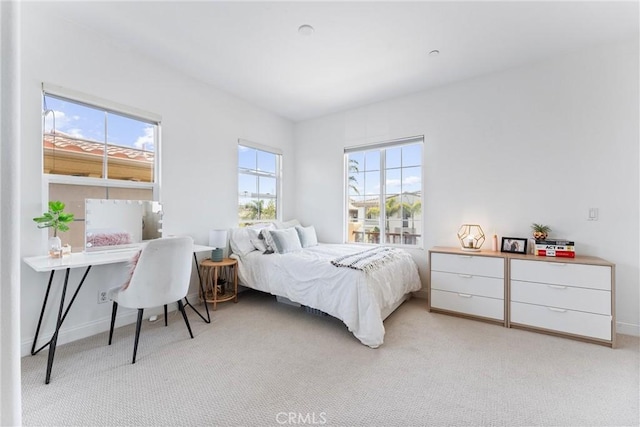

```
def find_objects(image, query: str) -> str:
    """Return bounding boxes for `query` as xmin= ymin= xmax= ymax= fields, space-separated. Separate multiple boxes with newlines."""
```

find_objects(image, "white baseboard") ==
xmin=616 ymin=321 xmax=640 ymax=337
xmin=20 ymin=292 xmax=199 ymax=357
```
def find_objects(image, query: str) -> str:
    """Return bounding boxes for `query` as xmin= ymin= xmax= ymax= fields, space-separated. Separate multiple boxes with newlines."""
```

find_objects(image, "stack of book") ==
xmin=534 ymin=239 xmax=576 ymax=258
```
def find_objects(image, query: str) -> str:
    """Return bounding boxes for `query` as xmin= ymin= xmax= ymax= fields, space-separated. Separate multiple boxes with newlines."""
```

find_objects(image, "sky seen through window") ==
xmin=44 ymin=95 xmax=155 ymax=152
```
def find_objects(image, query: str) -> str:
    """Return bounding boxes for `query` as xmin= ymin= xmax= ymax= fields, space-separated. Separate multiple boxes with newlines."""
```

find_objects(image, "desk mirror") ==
xmin=84 ymin=199 xmax=162 ymax=252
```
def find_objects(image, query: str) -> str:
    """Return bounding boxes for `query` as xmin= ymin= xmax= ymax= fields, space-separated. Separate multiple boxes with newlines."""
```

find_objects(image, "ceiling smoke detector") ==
xmin=298 ymin=24 xmax=314 ymax=36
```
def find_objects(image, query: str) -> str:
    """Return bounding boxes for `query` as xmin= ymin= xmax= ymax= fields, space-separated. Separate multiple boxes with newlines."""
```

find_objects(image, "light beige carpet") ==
xmin=21 ymin=291 xmax=640 ymax=426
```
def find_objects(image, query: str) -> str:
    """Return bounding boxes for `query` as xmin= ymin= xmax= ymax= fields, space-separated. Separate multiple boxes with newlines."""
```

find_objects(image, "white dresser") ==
xmin=509 ymin=255 xmax=615 ymax=347
xmin=429 ymin=248 xmax=506 ymax=325
xmin=428 ymin=247 xmax=616 ymax=347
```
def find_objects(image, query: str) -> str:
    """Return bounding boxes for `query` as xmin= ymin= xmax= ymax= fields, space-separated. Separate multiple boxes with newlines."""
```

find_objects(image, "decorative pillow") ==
xmin=295 ymin=225 xmax=318 ymax=248
xmin=259 ymin=228 xmax=276 ymax=253
xmin=275 ymin=219 xmax=301 ymax=229
xmin=229 ymin=228 xmax=257 ymax=257
xmin=86 ymin=231 xmax=132 ymax=248
xmin=251 ymin=238 xmax=267 ymax=253
xmin=121 ymin=250 xmax=141 ymax=290
xmin=268 ymin=227 xmax=303 ymax=254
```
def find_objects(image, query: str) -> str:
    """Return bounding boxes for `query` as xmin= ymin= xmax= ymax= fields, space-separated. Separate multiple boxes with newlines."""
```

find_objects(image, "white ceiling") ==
xmin=44 ymin=1 xmax=639 ymax=122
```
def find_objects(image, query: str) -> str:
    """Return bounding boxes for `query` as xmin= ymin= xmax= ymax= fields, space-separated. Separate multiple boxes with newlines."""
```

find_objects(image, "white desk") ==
xmin=23 ymin=243 xmax=214 ymax=384
xmin=24 ymin=249 xmax=140 ymax=272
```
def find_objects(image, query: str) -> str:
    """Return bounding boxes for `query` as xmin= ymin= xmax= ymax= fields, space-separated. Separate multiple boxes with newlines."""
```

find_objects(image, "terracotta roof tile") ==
xmin=43 ymin=131 xmax=154 ymax=163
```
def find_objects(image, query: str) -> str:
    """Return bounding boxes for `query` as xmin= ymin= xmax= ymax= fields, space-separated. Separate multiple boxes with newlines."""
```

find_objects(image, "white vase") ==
xmin=48 ymin=236 xmax=62 ymax=258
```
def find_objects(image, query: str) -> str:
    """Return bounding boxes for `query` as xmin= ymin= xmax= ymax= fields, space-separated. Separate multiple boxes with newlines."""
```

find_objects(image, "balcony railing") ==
xmin=351 ymin=230 xmax=420 ymax=245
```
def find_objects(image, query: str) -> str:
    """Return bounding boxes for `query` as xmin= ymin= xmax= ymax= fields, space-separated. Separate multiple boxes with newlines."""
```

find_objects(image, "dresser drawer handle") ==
xmin=458 ymin=274 xmax=473 ymax=279
xmin=457 ymin=293 xmax=472 ymax=298
xmin=547 ymin=285 xmax=568 ymax=290
xmin=548 ymin=263 xmax=568 ymax=267
xmin=458 ymin=255 xmax=473 ymax=259
xmin=547 ymin=307 xmax=567 ymax=313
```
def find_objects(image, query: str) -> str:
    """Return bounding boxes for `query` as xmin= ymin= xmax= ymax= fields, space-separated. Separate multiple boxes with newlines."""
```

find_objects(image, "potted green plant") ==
xmin=531 ymin=223 xmax=551 ymax=241
xmin=33 ymin=201 xmax=74 ymax=257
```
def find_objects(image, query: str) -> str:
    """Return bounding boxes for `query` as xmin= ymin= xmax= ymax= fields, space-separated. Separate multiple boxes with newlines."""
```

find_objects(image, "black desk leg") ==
xmin=56 ymin=266 xmax=92 ymax=327
xmin=31 ymin=270 xmax=56 ymax=355
xmin=45 ymin=268 xmax=70 ymax=384
xmin=182 ymin=253 xmax=211 ymax=323
xmin=32 ymin=266 xmax=92 ymax=356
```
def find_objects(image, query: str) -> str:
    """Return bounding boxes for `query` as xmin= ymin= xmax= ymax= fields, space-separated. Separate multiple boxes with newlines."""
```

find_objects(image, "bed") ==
xmin=229 ymin=222 xmax=422 ymax=348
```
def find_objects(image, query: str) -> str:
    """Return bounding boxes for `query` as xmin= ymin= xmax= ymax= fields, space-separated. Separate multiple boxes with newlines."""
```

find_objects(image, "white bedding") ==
xmin=233 ymin=243 xmax=421 ymax=348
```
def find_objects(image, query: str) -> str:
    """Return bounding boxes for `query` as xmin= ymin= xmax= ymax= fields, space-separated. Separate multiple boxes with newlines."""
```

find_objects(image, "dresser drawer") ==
xmin=511 ymin=280 xmax=611 ymax=315
xmin=431 ymin=271 xmax=504 ymax=299
xmin=510 ymin=259 xmax=611 ymax=291
xmin=431 ymin=253 xmax=504 ymax=278
xmin=511 ymin=302 xmax=611 ymax=341
xmin=431 ymin=289 xmax=503 ymax=321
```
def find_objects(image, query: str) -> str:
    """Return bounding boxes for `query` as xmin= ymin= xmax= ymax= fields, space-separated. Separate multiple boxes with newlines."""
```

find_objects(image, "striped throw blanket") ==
xmin=330 ymin=246 xmax=402 ymax=273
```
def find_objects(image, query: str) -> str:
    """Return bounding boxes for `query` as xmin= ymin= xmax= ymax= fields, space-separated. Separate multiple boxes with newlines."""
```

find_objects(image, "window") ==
xmin=43 ymin=92 xmax=157 ymax=182
xmin=346 ymin=136 xmax=423 ymax=247
xmin=41 ymin=85 xmax=160 ymax=250
xmin=238 ymin=141 xmax=281 ymax=226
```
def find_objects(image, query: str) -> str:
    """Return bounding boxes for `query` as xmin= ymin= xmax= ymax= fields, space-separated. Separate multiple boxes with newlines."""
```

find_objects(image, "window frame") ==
xmin=344 ymin=136 xmax=424 ymax=248
xmin=237 ymin=139 xmax=282 ymax=226
xmin=40 ymin=84 xmax=162 ymax=250
xmin=41 ymin=83 xmax=161 ymax=193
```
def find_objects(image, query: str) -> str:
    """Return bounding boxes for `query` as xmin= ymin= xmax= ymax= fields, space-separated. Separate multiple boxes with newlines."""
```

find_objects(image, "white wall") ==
xmin=293 ymin=39 xmax=640 ymax=336
xmin=19 ymin=5 xmax=294 ymax=355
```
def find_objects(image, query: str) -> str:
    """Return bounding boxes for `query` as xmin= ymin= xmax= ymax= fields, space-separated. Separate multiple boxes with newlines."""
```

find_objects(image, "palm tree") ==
xmin=385 ymin=197 xmax=402 ymax=231
xmin=368 ymin=196 xmax=402 ymax=231
xmin=402 ymin=200 xmax=422 ymax=230
xmin=262 ymin=200 xmax=276 ymax=220
xmin=243 ymin=200 xmax=264 ymax=220
xmin=348 ymin=159 xmax=360 ymax=195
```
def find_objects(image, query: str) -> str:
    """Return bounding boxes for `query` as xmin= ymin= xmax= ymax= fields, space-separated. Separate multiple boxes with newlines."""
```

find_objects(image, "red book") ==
xmin=535 ymin=244 xmax=575 ymax=252
xmin=535 ymin=249 xmax=576 ymax=258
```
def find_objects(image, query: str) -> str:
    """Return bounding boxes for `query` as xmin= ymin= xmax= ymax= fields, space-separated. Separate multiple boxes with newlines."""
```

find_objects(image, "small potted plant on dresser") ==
xmin=531 ymin=223 xmax=551 ymax=241
xmin=33 ymin=201 xmax=74 ymax=257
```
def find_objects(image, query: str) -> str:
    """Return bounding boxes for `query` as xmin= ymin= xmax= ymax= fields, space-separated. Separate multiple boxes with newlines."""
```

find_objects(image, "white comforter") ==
xmin=233 ymin=243 xmax=421 ymax=348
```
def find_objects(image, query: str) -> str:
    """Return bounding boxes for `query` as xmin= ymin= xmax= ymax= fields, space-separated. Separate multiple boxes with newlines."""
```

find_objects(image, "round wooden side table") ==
xmin=199 ymin=257 xmax=238 ymax=310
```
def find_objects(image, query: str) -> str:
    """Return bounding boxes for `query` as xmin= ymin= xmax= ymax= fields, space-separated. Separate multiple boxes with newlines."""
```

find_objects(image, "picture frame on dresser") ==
xmin=501 ymin=237 xmax=527 ymax=254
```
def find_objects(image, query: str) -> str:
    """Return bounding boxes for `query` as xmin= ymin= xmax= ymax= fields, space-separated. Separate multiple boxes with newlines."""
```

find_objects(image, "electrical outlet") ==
xmin=98 ymin=291 xmax=108 ymax=304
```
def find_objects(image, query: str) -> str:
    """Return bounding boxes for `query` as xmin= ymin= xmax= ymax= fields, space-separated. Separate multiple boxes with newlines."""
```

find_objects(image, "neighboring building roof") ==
xmin=43 ymin=131 xmax=154 ymax=163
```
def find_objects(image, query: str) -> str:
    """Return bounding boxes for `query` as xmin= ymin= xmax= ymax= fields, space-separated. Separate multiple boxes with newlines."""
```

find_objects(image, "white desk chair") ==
xmin=107 ymin=236 xmax=194 ymax=364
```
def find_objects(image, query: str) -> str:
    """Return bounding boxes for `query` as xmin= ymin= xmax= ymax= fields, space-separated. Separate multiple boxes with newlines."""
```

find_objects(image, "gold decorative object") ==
xmin=457 ymin=224 xmax=485 ymax=251
xmin=531 ymin=223 xmax=551 ymax=241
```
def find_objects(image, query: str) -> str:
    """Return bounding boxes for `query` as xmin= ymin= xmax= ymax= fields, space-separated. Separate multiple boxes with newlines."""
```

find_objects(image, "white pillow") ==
xmin=268 ymin=228 xmax=303 ymax=254
xmin=229 ymin=228 xmax=258 ymax=257
xmin=248 ymin=222 xmax=275 ymax=231
xmin=275 ymin=219 xmax=301 ymax=229
xmin=295 ymin=225 xmax=318 ymax=248
xmin=251 ymin=238 xmax=267 ymax=253
xmin=259 ymin=228 xmax=277 ymax=253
